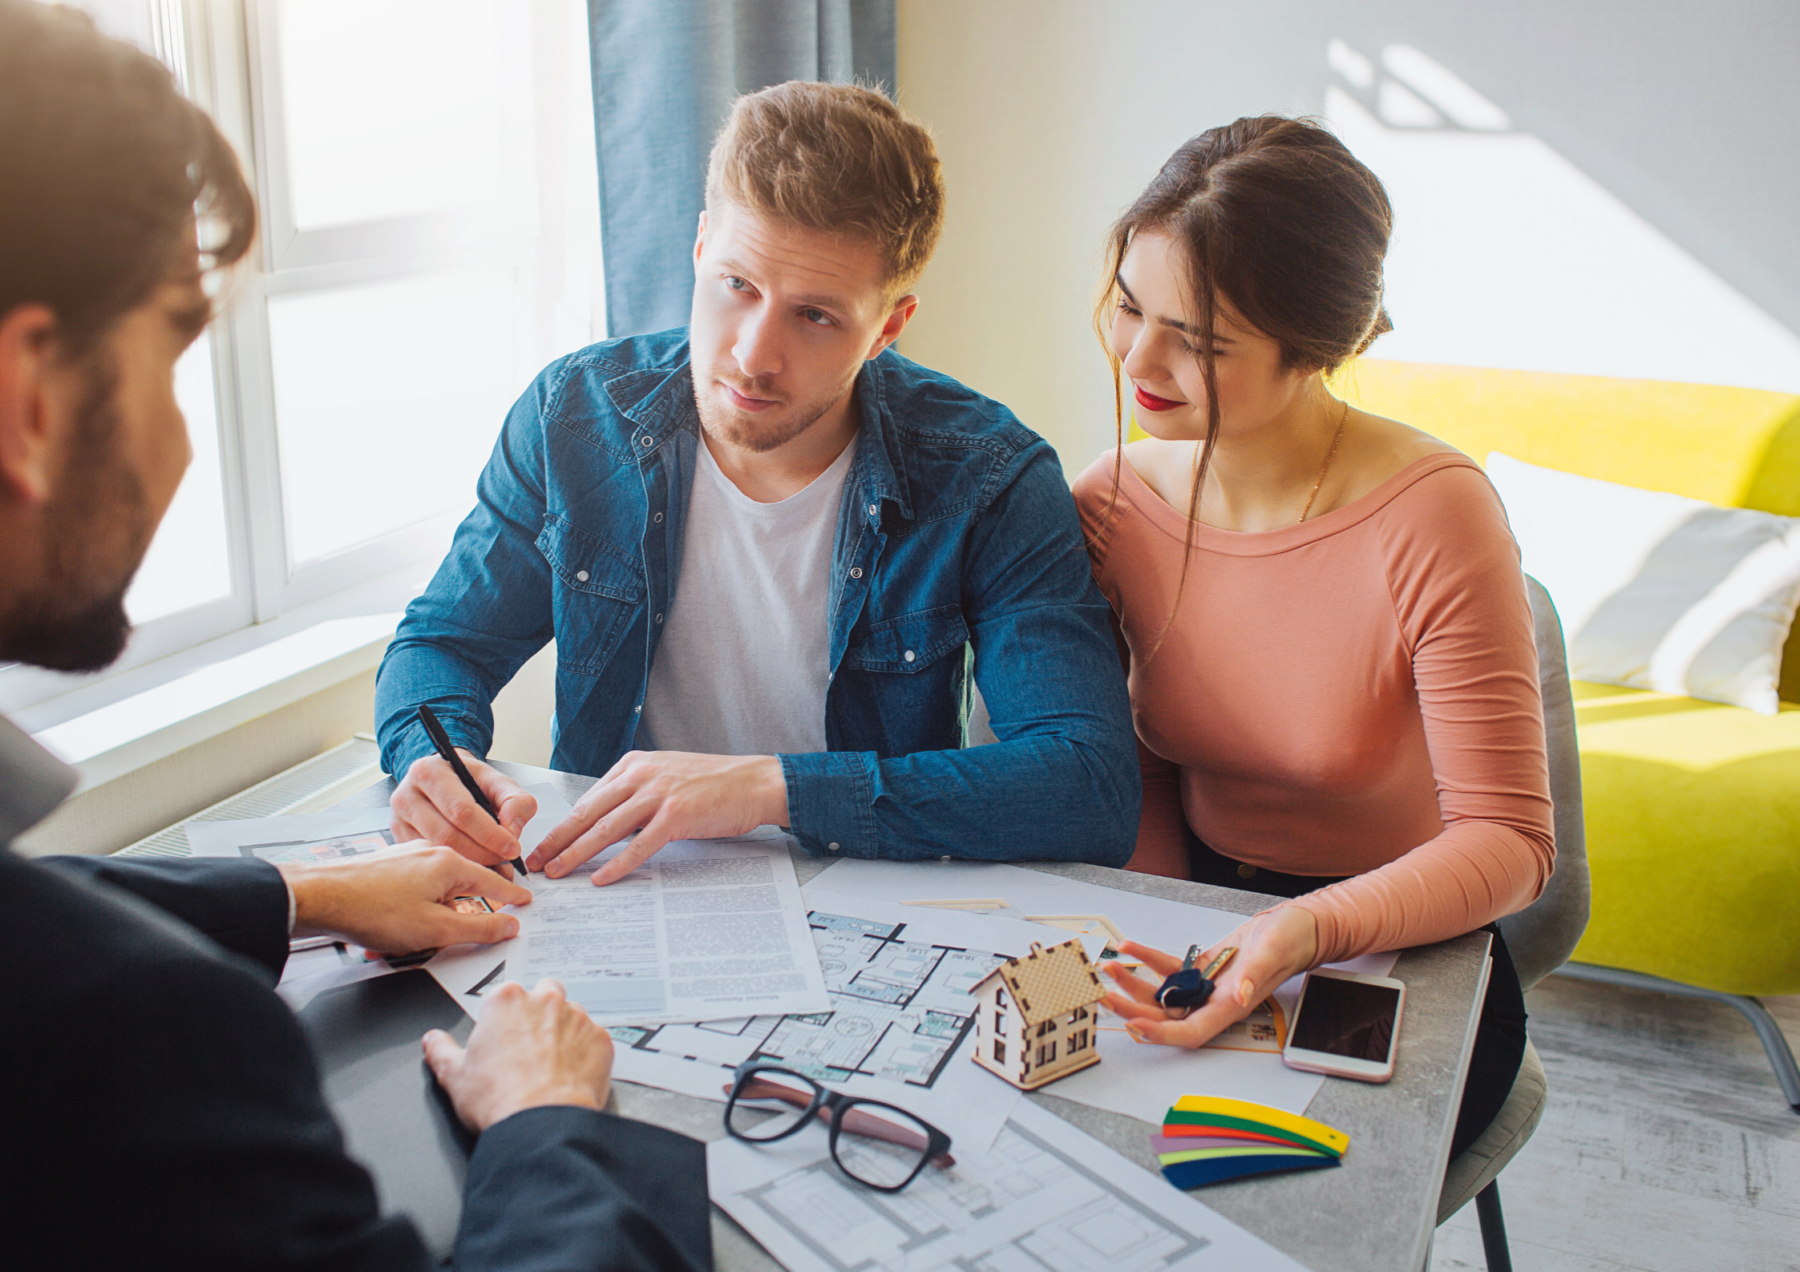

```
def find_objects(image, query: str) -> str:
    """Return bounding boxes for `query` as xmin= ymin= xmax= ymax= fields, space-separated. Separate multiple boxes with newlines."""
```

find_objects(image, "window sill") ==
xmin=34 ymin=612 xmax=400 ymax=794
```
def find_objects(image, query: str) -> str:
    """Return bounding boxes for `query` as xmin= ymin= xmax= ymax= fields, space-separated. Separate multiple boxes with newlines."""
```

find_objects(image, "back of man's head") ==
xmin=705 ymin=81 xmax=946 ymax=300
xmin=0 ymin=0 xmax=255 ymax=353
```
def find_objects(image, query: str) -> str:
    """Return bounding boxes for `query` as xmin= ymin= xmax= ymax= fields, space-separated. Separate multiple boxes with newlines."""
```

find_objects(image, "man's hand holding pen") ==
xmin=392 ymin=748 xmax=539 ymax=876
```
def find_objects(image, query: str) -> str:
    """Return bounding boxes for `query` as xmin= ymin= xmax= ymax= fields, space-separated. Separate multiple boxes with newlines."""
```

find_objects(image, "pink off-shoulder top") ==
xmin=1072 ymin=450 xmax=1556 ymax=964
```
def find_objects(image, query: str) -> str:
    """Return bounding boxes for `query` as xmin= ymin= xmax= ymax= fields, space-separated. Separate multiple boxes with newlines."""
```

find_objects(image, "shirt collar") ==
xmin=606 ymin=344 xmax=914 ymax=526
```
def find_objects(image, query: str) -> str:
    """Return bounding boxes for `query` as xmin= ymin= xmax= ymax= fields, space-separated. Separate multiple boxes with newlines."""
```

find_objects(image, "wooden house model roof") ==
xmin=974 ymin=939 xmax=1105 ymax=1024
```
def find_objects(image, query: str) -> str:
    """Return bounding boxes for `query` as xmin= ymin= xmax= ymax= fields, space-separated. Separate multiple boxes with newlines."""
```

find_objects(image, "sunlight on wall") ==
xmin=1327 ymin=39 xmax=1800 ymax=394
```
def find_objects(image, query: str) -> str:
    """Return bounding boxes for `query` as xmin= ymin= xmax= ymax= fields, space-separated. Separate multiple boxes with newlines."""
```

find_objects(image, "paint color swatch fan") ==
xmin=1157 ymin=1095 xmax=1348 ymax=1189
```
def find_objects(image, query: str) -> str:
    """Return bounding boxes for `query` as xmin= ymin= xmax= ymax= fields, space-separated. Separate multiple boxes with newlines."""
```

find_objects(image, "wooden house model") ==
xmin=970 ymin=939 xmax=1106 ymax=1090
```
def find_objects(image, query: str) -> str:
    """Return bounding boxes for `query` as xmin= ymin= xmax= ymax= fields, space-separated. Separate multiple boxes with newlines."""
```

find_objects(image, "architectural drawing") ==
xmin=722 ymin=1109 xmax=1212 ymax=1272
xmin=611 ymin=910 xmax=1006 ymax=1091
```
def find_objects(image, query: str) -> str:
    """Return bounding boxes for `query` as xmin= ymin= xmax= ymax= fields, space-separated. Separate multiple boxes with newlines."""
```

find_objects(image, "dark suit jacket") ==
xmin=1 ymin=848 xmax=712 ymax=1271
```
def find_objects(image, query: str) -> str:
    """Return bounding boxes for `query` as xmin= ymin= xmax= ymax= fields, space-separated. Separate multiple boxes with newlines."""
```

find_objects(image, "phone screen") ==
xmin=1290 ymin=977 xmax=1400 ymax=1061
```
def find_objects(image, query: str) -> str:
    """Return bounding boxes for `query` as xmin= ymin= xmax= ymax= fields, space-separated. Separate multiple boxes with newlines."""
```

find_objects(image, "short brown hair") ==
xmin=705 ymin=81 xmax=945 ymax=298
xmin=0 ymin=0 xmax=256 ymax=353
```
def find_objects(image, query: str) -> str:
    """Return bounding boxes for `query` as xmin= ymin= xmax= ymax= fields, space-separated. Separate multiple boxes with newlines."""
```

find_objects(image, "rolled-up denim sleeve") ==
xmin=782 ymin=443 xmax=1141 ymax=866
xmin=373 ymin=367 xmax=561 ymax=780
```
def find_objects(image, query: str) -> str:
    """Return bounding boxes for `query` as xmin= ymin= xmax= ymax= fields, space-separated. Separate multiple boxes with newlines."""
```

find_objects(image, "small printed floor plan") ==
xmin=612 ymin=911 xmax=1005 ymax=1090
xmin=727 ymin=1112 xmax=1211 ymax=1272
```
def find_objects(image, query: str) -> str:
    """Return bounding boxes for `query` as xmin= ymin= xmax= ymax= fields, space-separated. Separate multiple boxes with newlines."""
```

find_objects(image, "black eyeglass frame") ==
xmin=724 ymin=1060 xmax=955 ymax=1193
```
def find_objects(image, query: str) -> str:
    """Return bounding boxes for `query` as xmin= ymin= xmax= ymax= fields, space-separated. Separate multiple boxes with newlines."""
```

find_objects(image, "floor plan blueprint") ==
xmin=607 ymin=891 xmax=1097 ymax=1152
xmin=709 ymin=1098 xmax=1309 ymax=1272
xmin=611 ymin=909 xmax=999 ymax=1091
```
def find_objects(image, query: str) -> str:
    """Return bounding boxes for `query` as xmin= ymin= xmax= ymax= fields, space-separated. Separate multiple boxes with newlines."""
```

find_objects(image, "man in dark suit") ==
xmin=0 ymin=5 xmax=710 ymax=1268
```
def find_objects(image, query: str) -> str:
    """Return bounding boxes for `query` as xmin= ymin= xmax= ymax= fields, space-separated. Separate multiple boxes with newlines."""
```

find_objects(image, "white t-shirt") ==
xmin=637 ymin=433 xmax=855 ymax=756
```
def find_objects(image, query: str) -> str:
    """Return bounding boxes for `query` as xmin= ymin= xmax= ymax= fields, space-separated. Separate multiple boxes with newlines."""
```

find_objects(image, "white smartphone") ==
xmin=1281 ymin=968 xmax=1406 ymax=1083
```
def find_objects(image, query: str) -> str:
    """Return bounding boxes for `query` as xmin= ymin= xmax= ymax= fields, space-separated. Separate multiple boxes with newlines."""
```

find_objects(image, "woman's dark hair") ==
xmin=0 ymin=1 xmax=256 ymax=354
xmin=1092 ymin=116 xmax=1393 ymax=649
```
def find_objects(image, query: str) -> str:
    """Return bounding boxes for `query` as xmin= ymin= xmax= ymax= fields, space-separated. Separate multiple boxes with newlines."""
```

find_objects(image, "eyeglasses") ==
xmin=723 ymin=1061 xmax=955 ymax=1192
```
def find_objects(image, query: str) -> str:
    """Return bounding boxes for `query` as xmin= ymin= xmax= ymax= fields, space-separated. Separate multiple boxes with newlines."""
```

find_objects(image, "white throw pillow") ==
xmin=1487 ymin=452 xmax=1800 ymax=714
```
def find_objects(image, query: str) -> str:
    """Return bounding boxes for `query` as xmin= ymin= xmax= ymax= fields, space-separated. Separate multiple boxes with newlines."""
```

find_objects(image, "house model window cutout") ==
xmin=970 ymin=939 xmax=1107 ymax=1091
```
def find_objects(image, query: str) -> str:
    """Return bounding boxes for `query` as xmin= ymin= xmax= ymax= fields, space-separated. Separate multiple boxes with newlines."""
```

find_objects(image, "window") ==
xmin=4 ymin=0 xmax=602 ymax=723
xmin=993 ymin=1009 xmax=1005 ymax=1034
xmin=1069 ymin=1029 xmax=1089 ymax=1053
xmin=1037 ymin=1020 xmax=1056 ymax=1037
xmin=992 ymin=1040 xmax=1005 ymax=1064
xmin=1036 ymin=1042 xmax=1056 ymax=1066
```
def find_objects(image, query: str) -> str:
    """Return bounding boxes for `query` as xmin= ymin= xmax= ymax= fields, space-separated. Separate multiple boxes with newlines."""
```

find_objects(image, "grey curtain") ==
xmin=588 ymin=0 xmax=898 ymax=339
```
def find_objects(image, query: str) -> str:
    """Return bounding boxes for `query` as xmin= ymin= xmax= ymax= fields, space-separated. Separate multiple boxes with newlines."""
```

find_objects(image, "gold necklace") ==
xmin=1297 ymin=401 xmax=1351 ymax=524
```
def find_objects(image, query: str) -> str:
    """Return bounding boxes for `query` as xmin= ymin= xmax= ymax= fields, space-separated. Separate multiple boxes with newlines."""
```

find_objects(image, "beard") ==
xmin=693 ymin=369 xmax=853 ymax=455
xmin=0 ymin=356 xmax=151 ymax=673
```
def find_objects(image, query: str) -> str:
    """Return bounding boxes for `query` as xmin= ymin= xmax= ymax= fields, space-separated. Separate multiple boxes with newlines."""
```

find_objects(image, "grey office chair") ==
xmin=1435 ymin=576 xmax=1591 ymax=1272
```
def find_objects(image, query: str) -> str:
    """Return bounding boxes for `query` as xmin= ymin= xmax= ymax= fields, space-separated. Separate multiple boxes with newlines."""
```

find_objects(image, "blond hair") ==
xmin=705 ymin=81 xmax=945 ymax=297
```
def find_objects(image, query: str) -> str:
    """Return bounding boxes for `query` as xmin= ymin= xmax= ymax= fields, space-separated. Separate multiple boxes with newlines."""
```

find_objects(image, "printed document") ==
xmin=428 ymin=792 xmax=829 ymax=1026
xmin=709 ymin=1095 xmax=1311 ymax=1272
xmin=809 ymin=858 xmax=1398 ymax=1125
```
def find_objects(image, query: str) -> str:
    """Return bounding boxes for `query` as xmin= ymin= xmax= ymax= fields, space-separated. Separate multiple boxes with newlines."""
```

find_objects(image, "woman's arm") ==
xmin=1287 ymin=465 xmax=1556 ymax=963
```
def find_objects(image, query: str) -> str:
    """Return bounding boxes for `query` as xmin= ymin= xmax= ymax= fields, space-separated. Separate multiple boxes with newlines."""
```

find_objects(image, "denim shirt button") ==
xmin=867 ymin=503 xmax=878 ymax=517
xmin=827 ymin=841 xmax=841 ymax=852
xmin=653 ymin=511 xmax=664 ymax=523
xmin=655 ymin=613 xmax=664 ymax=623
xmin=848 ymin=567 xmax=863 ymax=579
xmin=634 ymin=704 xmax=642 ymax=712
xmin=904 ymin=650 xmax=915 ymax=662
xmin=575 ymin=570 xmax=589 ymax=582
xmin=639 ymin=435 xmax=652 ymax=447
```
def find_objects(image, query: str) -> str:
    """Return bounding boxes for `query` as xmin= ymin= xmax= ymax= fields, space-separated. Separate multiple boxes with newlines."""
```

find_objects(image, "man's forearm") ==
xmin=456 ymin=1107 xmax=712 ymax=1272
xmin=781 ymin=730 xmax=1139 ymax=866
xmin=42 ymin=855 xmax=292 ymax=978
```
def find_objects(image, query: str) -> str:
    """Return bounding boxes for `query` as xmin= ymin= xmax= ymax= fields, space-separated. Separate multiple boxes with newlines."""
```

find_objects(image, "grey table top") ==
xmin=337 ymin=761 xmax=1489 ymax=1272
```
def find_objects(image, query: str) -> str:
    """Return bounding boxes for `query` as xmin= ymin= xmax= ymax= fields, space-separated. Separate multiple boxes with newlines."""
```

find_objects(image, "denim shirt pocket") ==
xmin=842 ymin=604 xmax=970 ymax=674
xmin=535 ymin=515 xmax=645 ymax=676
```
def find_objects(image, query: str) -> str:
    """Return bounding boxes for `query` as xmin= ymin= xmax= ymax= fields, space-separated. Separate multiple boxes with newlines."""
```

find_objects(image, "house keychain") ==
xmin=1156 ymin=945 xmax=1238 ymax=1019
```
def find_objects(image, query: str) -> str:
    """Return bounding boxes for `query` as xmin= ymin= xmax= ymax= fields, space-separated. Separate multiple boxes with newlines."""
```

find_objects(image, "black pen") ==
xmin=416 ymin=703 xmax=529 ymax=877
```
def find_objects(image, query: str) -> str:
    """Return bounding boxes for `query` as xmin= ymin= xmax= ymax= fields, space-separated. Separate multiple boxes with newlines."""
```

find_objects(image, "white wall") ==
xmin=897 ymin=2 xmax=1321 ymax=475
xmin=896 ymin=1 xmax=1800 ymax=473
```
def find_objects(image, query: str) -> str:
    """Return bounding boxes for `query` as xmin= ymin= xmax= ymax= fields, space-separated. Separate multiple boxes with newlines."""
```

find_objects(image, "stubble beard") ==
xmin=0 ymin=356 xmax=150 ymax=673
xmin=693 ymin=373 xmax=850 ymax=456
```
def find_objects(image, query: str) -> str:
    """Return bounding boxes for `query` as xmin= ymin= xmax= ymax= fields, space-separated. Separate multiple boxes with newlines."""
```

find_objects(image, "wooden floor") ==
xmin=1429 ymin=977 xmax=1800 ymax=1271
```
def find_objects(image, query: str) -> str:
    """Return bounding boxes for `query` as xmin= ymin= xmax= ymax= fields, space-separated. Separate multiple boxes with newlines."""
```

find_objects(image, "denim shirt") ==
xmin=374 ymin=328 xmax=1139 ymax=864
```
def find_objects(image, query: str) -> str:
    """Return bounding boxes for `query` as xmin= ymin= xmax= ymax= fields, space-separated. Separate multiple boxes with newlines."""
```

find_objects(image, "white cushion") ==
xmin=1487 ymin=452 xmax=1800 ymax=715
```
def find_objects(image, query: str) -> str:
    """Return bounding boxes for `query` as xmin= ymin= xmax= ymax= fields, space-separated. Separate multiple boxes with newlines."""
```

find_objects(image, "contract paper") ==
xmin=709 ymin=1095 xmax=1311 ymax=1272
xmin=605 ymin=890 xmax=1104 ymax=1157
xmin=428 ymin=802 xmax=829 ymax=1027
xmin=809 ymin=858 xmax=1398 ymax=1126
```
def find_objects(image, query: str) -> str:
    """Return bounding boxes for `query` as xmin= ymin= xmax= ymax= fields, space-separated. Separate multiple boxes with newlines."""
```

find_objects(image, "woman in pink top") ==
xmin=1072 ymin=116 xmax=1555 ymax=1160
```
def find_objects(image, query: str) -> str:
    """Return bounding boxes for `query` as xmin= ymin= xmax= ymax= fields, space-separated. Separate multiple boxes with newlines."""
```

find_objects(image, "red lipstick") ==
xmin=1134 ymin=385 xmax=1185 ymax=413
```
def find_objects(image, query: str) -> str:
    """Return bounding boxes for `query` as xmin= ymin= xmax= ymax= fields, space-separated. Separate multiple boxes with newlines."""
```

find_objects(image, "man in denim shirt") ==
xmin=376 ymin=83 xmax=1138 ymax=882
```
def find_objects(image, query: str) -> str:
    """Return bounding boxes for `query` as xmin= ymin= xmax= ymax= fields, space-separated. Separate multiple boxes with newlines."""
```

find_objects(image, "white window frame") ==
xmin=2 ymin=0 xmax=601 ymax=736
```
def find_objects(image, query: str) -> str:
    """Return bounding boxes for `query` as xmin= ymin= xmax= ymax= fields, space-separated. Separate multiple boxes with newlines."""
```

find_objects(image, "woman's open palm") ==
xmin=1102 ymin=906 xmax=1319 ymax=1047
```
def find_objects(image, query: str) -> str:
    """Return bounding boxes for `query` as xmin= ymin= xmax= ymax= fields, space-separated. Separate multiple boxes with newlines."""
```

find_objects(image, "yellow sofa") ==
xmin=1340 ymin=359 xmax=1800 ymax=996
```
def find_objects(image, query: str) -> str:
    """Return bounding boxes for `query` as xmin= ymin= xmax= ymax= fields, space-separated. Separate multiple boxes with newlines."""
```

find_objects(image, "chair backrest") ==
xmin=1498 ymin=575 xmax=1592 ymax=990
